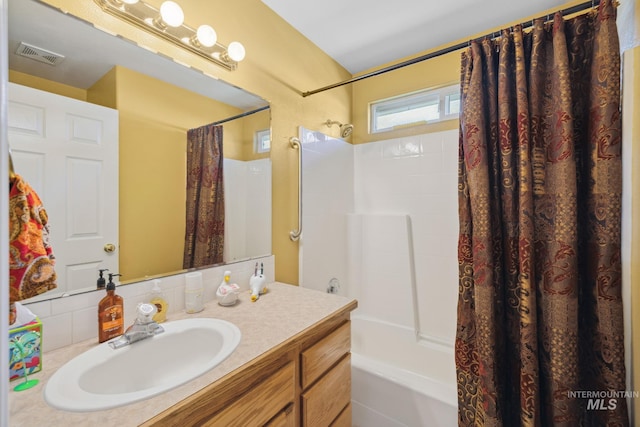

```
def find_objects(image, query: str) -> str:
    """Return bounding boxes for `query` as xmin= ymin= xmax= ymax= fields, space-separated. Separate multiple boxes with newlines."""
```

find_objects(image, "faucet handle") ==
xmin=136 ymin=303 xmax=157 ymax=323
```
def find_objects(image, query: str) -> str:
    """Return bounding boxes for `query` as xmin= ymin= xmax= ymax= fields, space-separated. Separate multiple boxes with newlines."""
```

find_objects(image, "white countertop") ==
xmin=8 ymin=282 xmax=356 ymax=426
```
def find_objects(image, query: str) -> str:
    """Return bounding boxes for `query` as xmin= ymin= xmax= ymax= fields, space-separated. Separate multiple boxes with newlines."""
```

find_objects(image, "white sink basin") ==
xmin=44 ymin=318 xmax=241 ymax=412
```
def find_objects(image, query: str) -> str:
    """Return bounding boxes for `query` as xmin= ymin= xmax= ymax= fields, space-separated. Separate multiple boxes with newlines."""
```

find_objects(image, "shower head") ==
xmin=325 ymin=119 xmax=354 ymax=138
xmin=340 ymin=123 xmax=354 ymax=138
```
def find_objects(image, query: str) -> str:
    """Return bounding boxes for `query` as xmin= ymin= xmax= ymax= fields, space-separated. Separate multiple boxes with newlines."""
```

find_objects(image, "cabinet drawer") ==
xmin=301 ymin=321 xmax=350 ymax=388
xmin=331 ymin=403 xmax=352 ymax=427
xmin=301 ymin=354 xmax=351 ymax=427
xmin=202 ymin=361 xmax=295 ymax=427
xmin=265 ymin=403 xmax=295 ymax=427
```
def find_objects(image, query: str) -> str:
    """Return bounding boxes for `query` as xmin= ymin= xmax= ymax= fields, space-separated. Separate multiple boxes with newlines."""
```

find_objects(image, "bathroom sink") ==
xmin=44 ymin=317 xmax=241 ymax=412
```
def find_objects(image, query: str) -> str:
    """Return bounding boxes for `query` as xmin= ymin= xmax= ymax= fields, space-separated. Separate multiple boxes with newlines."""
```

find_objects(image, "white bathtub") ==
xmin=350 ymin=316 xmax=458 ymax=427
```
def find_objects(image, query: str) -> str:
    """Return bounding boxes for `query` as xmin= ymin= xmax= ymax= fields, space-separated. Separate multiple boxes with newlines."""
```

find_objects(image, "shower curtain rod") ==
xmin=302 ymin=0 xmax=600 ymax=97
xmin=210 ymin=105 xmax=270 ymax=125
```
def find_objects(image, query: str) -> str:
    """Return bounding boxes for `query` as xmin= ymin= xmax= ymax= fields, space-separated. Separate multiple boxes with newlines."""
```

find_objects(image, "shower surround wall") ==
xmin=299 ymin=128 xmax=354 ymax=295
xmin=224 ymin=158 xmax=272 ymax=262
xmin=300 ymin=127 xmax=459 ymax=425
xmin=353 ymin=130 xmax=459 ymax=351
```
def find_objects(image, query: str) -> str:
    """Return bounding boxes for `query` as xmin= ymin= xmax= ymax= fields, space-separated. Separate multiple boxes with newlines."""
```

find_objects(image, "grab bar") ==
xmin=289 ymin=137 xmax=302 ymax=241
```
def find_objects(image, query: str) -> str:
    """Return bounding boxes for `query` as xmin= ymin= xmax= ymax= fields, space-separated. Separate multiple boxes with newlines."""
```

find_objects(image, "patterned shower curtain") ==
xmin=455 ymin=1 xmax=628 ymax=425
xmin=183 ymin=124 xmax=225 ymax=269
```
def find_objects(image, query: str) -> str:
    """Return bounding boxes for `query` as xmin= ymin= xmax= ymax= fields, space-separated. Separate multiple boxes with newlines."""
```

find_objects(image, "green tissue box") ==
xmin=9 ymin=317 xmax=42 ymax=381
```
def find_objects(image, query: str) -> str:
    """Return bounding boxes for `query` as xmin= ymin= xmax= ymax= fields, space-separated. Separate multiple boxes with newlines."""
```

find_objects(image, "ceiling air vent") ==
xmin=15 ymin=42 xmax=65 ymax=66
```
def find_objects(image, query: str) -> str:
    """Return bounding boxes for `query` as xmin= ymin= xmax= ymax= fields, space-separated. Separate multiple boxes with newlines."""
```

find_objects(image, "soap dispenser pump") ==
xmin=96 ymin=268 xmax=108 ymax=290
xmin=107 ymin=273 xmax=122 ymax=287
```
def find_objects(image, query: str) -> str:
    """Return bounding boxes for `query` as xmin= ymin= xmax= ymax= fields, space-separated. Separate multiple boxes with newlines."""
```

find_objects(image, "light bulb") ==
xmin=196 ymin=25 xmax=217 ymax=47
xmin=159 ymin=1 xmax=184 ymax=27
xmin=121 ymin=0 xmax=139 ymax=4
xmin=227 ymin=41 xmax=245 ymax=62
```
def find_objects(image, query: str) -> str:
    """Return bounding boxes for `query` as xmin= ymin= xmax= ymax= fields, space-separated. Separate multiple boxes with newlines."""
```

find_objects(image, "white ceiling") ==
xmin=262 ymin=0 xmax=570 ymax=74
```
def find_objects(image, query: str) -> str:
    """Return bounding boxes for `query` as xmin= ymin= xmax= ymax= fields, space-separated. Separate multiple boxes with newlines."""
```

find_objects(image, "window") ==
xmin=254 ymin=129 xmax=270 ymax=153
xmin=370 ymin=84 xmax=460 ymax=133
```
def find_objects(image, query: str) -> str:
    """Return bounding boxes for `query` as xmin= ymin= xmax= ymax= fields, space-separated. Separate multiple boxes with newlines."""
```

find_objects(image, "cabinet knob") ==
xmin=104 ymin=243 xmax=116 ymax=253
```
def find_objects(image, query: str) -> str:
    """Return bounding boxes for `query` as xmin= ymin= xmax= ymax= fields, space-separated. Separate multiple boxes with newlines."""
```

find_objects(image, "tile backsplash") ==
xmin=22 ymin=256 xmax=274 ymax=352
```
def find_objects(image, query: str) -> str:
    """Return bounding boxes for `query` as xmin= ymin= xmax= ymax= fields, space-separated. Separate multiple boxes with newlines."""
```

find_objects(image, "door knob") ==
xmin=104 ymin=243 xmax=116 ymax=253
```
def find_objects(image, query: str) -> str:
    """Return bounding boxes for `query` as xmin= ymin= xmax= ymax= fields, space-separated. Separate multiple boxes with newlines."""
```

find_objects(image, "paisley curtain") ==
xmin=183 ymin=124 xmax=225 ymax=269
xmin=455 ymin=1 xmax=628 ymax=425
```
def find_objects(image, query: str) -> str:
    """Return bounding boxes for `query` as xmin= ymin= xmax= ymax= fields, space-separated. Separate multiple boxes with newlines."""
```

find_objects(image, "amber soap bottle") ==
xmin=98 ymin=273 xmax=124 ymax=343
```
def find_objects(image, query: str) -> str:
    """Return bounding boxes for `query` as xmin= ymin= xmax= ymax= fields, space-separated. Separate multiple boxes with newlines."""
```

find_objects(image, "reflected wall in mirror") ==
xmin=7 ymin=0 xmax=271 ymax=302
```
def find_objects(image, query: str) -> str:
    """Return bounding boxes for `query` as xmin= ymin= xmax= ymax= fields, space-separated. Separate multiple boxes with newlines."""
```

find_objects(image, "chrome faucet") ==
xmin=109 ymin=303 xmax=164 ymax=349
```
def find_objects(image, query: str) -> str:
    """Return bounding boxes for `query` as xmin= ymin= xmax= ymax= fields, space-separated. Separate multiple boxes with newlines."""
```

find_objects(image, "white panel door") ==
xmin=8 ymin=83 xmax=119 ymax=295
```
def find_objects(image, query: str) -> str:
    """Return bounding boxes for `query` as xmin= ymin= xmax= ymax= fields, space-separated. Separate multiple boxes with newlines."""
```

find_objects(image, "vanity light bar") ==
xmin=94 ymin=0 xmax=244 ymax=71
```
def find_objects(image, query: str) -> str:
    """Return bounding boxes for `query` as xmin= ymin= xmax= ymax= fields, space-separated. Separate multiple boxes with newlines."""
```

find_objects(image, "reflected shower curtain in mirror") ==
xmin=183 ymin=124 xmax=225 ymax=269
xmin=455 ymin=0 xmax=628 ymax=425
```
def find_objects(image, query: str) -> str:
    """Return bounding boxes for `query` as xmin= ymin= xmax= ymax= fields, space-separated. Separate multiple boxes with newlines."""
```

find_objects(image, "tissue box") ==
xmin=9 ymin=317 xmax=42 ymax=381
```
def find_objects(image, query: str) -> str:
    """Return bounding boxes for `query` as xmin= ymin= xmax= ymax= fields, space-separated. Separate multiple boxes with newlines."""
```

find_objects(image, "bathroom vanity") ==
xmin=8 ymin=283 xmax=357 ymax=426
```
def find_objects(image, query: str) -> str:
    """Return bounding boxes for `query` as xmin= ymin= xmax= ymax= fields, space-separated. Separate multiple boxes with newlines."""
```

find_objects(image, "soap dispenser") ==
xmin=96 ymin=268 xmax=108 ymax=289
xmin=98 ymin=273 xmax=124 ymax=343
xmin=148 ymin=279 xmax=168 ymax=323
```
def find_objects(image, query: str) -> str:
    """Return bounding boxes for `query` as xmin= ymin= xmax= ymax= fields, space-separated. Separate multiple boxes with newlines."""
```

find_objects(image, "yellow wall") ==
xmin=241 ymin=109 xmax=271 ymax=161
xmin=217 ymin=113 xmax=246 ymax=161
xmin=352 ymin=53 xmax=460 ymax=144
xmin=223 ymin=109 xmax=270 ymax=162
xmin=93 ymin=66 xmax=243 ymax=281
xmin=8 ymin=69 xmax=87 ymax=100
xmin=86 ymin=67 xmax=117 ymax=109
xmin=39 ymin=0 xmax=352 ymax=285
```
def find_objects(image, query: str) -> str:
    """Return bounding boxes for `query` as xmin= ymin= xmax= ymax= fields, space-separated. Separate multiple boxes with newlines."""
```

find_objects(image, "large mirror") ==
xmin=8 ymin=0 xmax=271 ymax=302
